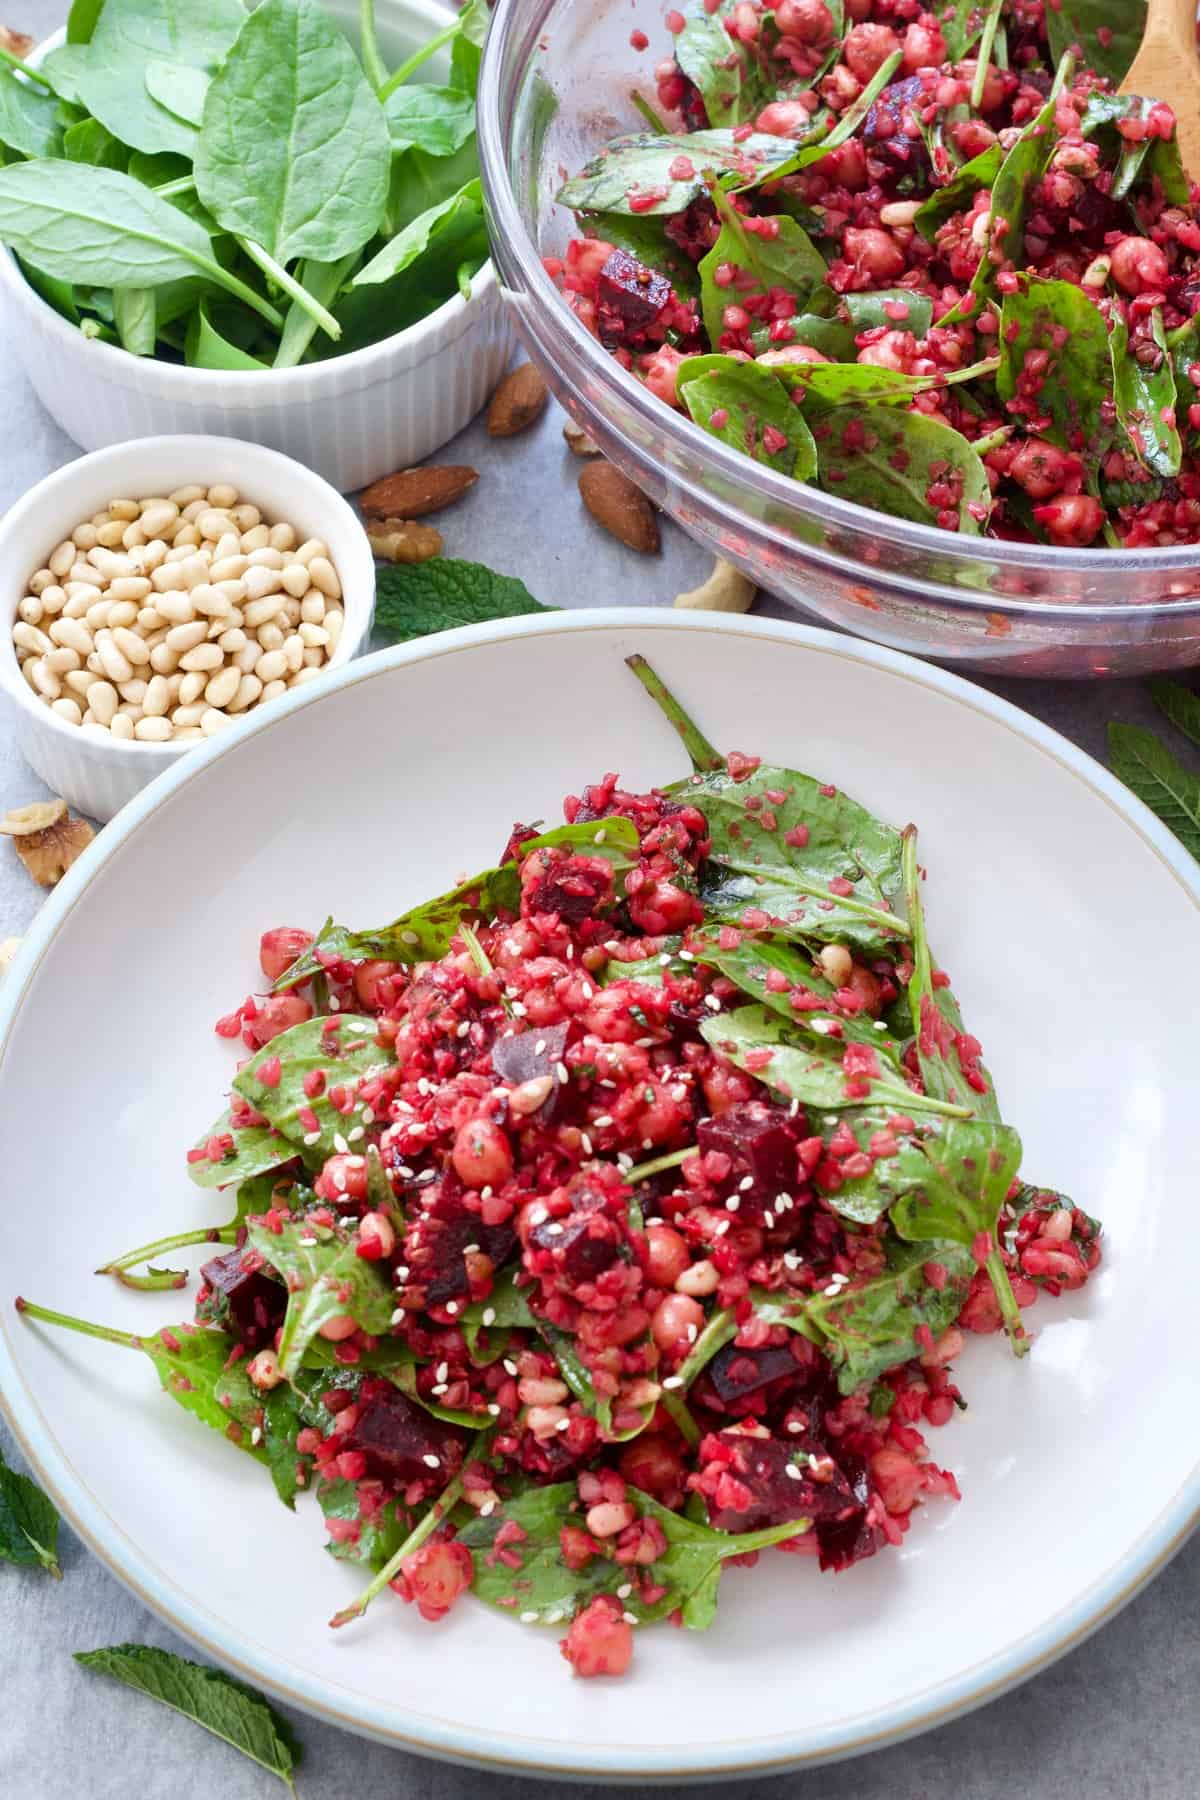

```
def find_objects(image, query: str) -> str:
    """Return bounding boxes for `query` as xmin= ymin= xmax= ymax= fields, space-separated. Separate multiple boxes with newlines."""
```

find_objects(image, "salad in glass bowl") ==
xmin=18 ymin=656 xmax=1101 ymax=1678
xmin=546 ymin=0 xmax=1200 ymax=550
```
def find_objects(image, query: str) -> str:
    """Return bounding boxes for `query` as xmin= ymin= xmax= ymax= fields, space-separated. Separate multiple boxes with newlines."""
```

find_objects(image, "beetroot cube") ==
xmin=199 ymin=1249 xmax=285 ymax=1350
xmin=597 ymin=248 xmax=672 ymax=336
xmin=345 ymin=1385 xmax=466 ymax=1485
xmin=696 ymin=1101 xmax=799 ymax=1215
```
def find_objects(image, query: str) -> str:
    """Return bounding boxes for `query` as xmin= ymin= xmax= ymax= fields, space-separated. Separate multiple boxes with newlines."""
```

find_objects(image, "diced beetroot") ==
xmin=499 ymin=821 xmax=542 ymax=865
xmin=199 ymin=1248 xmax=285 ymax=1350
xmin=520 ymin=849 xmax=616 ymax=926
xmin=863 ymin=75 xmax=930 ymax=183
xmin=492 ymin=1021 xmax=571 ymax=1122
xmin=344 ymin=1382 xmax=467 ymax=1485
xmin=813 ymin=1449 xmax=877 ymax=1573
xmin=404 ymin=1180 xmax=517 ymax=1306
xmin=706 ymin=1341 xmax=801 ymax=1403
xmin=596 ymin=248 xmax=672 ymax=349
xmin=695 ymin=1101 xmax=801 ymax=1219
xmin=529 ymin=1181 xmax=623 ymax=1282
xmin=694 ymin=1429 xmax=862 ymax=1535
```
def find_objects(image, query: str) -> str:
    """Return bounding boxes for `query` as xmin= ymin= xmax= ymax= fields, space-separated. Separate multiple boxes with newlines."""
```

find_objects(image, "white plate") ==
xmin=0 ymin=612 xmax=1196 ymax=1781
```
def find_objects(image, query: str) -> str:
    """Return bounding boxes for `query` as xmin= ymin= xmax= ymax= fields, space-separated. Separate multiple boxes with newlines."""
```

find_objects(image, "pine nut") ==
xmin=204 ymin=664 xmax=239 ymax=708
xmin=282 ymin=633 xmax=305 ymax=673
xmin=179 ymin=642 xmax=224 ymax=672
xmin=21 ymin=658 xmax=39 ymax=690
xmin=109 ymin=498 xmax=139 ymax=521
xmin=218 ymin=627 xmax=247 ymax=654
xmin=178 ymin=670 xmax=207 ymax=704
xmin=121 ymin=523 xmax=147 ymax=549
xmin=118 ymin=678 xmax=148 ymax=705
xmin=50 ymin=617 xmax=93 ymax=655
xmin=135 ymin=607 xmax=163 ymax=633
xmin=135 ymin=715 xmax=174 ymax=741
xmin=207 ymin=483 xmax=239 ymax=509
xmin=229 ymin=672 xmax=262 ymax=712
xmin=260 ymin=678 xmax=286 ymax=702
xmin=233 ymin=642 xmax=259 ymax=673
xmin=290 ymin=665 xmax=322 ymax=685
xmin=302 ymin=646 xmax=324 ymax=667
xmin=240 ymin=524 xmax=271 ymax=553
xmin=243 ymin=593 xmax=283 ymax=630
xmin=154 ymin=591 xmax=197 ymax=624
xmin=210 ymin=555 xmax=248 ymax=583
xmin=246 ymin=545 xmax=285 ymax=569
xmin=17 ymin=596 xmax=44 ymax=625
xmin=181 ymin=499 xmax=206 ymax=523
xmin=72 ymin=522 xmax=99 ymax=550
xmin=256 ymin=621 xmax=284 ymax=652
xmin=13 ymin=622 xmax=52 ymax=655
xmin=96 ymin=633 xmax=133 ymax=683
xmin=142 ymin=674 xmax=171 ymax=717
xmin=105 ymin=600 xmax=139 ymax=631
xmin=178 ymin=553 xmax=211 ymax=589
xmin=200 ymin=707 xmax=231 ymax=735
xmin=65 ymin=670 xmax=95 ymax=698
xmin=175 ymin=726 xmax=204 ymax=740
xmin=173 ymin=524 xmax=202 ymax=549
xmin=281 ymin=563 xmax=312 ymax=599
xmin=139 ymin=501 xmax=179 ymax=539
xmin=29 ymin=569 xmax=53 ymax=596
xmin=165 ymin=620 xmax=208 ymax=654
xmin=110 ymin=712 xmax=135 ymax=739
xmin=113 ymin=626 xmax=151 ymax=666
xmin=97 ymin=520 xmax=128 ymax=549
xmin=39 ymin=583 xmax=66 ymax=615
xmin=294 ymin=537 xmax=328 ymax=566
xmin=49 ymin=542 xmax=75 ymax=577
xmin=109 ymin=576 xmax=153 ymax=603
xmin=231 ymin=503 xmax=260 ymax=531
xmin=307 ymin=556 xmax=341 ymax=598
xmin=152 ymin=561 xmax=189 ymax=593
xmin=254 ymin=648 xmax=288 ymax=683
xmin=117 ymin=704 xmax=143 ymax=722
xmin=140 ymin=540 xmax=169 ymax=572
xmin=243 ymin=566 xmax=283 ymax=603
xmin=86 ymin=600 xmax=113 ymax=631
xmin=89 ymin=547 xmax=132 ymax=579
xmin=299 ymin=590 xmax=325 ymax=623
xmin=88 ymin=681 xmax=118 ymax=725
xmin=171 ymin=701 xmax=205 ymax=726
xmin=169 ymin=484 xmax=206 ymax=507
xmin=60 ymin=592 xmax=90 ymax=620
xmin=325 ymin=608 xmax=343 ymax=649
xmin=49 ymin=695 xmax=81 ymax=726
xmin=197 ymin=508 xmax=236 ymax=541
xmin=30 ymin=658 xmax=61 ymax=698
xmin=298 ymin=622 xmax=329 ymax=647
xmin=149 ymin=642 xmax=179 ymax=675
xmin=45 ymin=647 xmax=81 ymax=674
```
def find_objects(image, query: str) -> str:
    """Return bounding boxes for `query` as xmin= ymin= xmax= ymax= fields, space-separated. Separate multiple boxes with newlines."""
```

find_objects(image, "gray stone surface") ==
xmin=1 ymin=6 xmax=1196 ymax=1793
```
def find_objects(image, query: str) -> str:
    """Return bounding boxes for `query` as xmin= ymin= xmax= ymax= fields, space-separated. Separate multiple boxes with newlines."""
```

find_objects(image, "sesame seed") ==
xmin=422 ymin=1454 xmax=440 ymax=1468
xmin=303 ymin=1130 xmax=321 ymax=1146
xmin=535 ymin=1038 xmax=547 ymax=1055
xmin=481 ymin=1185 xmax=493 ymax=1200
xmin=873 ymin=1020 xmax=889 ymax=1031
xmin=595 ymin=828 xmax=607 ymax=843
xmin=580 ymin=982 xmax=594 ymax=999
xmin=636 ymin=1036 xmax=657 ymax=1048
xmin=487 ymin=1403 xmax=501 ymax=1416
xmin=811 ymin=1019 xmax=833 ymax=1035
xmin=738 ymin=1174 xmax=754 ymax=1192
xmin=298 ymin=1234 xmax=318 ymax=1247
xmin=464 ymin=1243 xmax=480 ymax=1255
xmin=662 ymin=1375 xmax=684 ymax=1389
xmin=333 ymin=1132 xmax=349 ymax=1154
xmin=556 ymin=1416 xmax=570 ymax=1431
xmin=520 ymin=1610 xmax=539 ymax=1623
xmin=432 ymin=1383 xmax=448 ymax=1396
xmin=726 ymin=1196 xmax=741 ymax=1213
xmin=390 ymin=1307 xmax=406 ymax=1325
xmin=822 ymin=1282 xmax=841 ymax=1296
xmin=445 ymin=1300 xmax=459 ymax=1315
xmin=787 ymin=1419 xmax=804 ymax=1433
xmin=784 ymin=1462 xmax=803 ymax=1480
xmin=394 ymin=1264 xmax=410 ymax=1280
xmin=622 ymin=1611 xmax=638 ymax=1625
xmin=457 ymin=1021 xmax=470 ymax=1038
xmin=480 ymin=1498 xmax=497 ymax=1516
xmin=580 ymin=1132 xmax=594 ymax=1156
xmin=251 ymin=1426 xmax=262 ymax=1445
xmin=401 ymin=929 xmax=420 ymax=946
xmin=417 ymin=1078 xmax=431 ymax=1096
xmin=511 ymin=1001 xmax=527 ymax=1017
xmin=347 ymin=1126 xmax=364 ymax=1143
xmin=556 ymin=1061 xmax=569 ymax=1084
xmin=436 ymin=1362 xmax=449 ymax=1382
xmin=503 ymin=1359 xmax=519 ymax=1377
xmin=593 ymin=1115 xmax=614 ymax=1128
xmin=362 ymin=1107 xmax=376 ymax=1124
xmin=659 ymin=954 xmax=670 ymax=966
xmin=679 ymin=950 xmax=695 ymax=962
xmin=616 ymin=1582 xmax=633 ymax=1598
xmin=642 ymin=1137 xmax=654 ymax=1149
xmin=685 ymin=1323 xmax=698 ymax=1341
xmin=763 ymin=1212 xmax=775 ymax=1228
xmin=704 ymin=995 xmax=721 ymax=1011
xmin=397 ymin=1164 xmax=414 ymax=1179
xmin=482 ymin=1307 xmax=497 ymax=1327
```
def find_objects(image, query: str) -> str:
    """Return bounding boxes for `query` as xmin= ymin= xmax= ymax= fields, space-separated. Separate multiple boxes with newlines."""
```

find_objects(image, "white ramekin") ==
xmin=0 ymin=1 xmax=514 ymax=493
xmin=0 ymin=435 xmax=376 ymax=822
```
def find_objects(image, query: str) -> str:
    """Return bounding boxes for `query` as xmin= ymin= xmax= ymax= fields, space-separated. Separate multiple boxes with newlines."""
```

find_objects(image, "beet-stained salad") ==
xmin=18 ymin=656 xmax=1101 ymax=1679
xmin=548 ymin=0 xmax=1200 ymax=549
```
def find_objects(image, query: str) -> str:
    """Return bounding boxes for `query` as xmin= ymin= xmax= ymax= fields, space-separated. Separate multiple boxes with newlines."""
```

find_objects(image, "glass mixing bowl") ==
xmin=478 ymin=0 xmax=1200 ymax=676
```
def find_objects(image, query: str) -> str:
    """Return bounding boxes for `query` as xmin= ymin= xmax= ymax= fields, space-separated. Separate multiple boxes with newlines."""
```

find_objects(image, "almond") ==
xmin=360 ymin=465 xmax=478 ymax=519
xmin=578 ymin=462 xmax=660 ymax=555
xmin=487 ymin=363 xmax=550 ymax=437
xmin=0 ymin=27 xmax=33 ymax=57
xmin=366 ymin=518 xmax=444 ymax=563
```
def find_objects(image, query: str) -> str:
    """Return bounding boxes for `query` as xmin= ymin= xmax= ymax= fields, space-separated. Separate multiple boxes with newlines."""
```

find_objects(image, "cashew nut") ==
xmin=673 ymin=558 xmax=757 ymax=613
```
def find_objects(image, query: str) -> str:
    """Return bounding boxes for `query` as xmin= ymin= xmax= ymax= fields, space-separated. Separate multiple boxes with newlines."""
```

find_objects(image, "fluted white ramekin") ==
xmin=0 ymin=436 xmax=376 ymax=822
xmin=0 ymin=2 xmax=514 ymax=493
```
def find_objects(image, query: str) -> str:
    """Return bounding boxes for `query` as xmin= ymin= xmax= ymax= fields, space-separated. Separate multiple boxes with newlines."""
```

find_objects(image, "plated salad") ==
xmin=0 ymin=0 xmax=489 ymax=367
xmin=19 ymin=657 xmax=1101 ymax=1677
xmin=550 ymin=0 xmax=1200 ymax=548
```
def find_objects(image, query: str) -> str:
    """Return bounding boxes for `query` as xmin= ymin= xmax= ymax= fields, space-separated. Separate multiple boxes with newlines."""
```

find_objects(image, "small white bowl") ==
xmin=0 ymin=435 xmax=376 ymax=821
xmin=0 ymin=0 xmax=514 ymax=493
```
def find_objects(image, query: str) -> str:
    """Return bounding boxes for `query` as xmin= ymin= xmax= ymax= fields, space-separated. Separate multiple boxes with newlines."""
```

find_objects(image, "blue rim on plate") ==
xmin=0 ymin=610 xmax=1196 ymax=1780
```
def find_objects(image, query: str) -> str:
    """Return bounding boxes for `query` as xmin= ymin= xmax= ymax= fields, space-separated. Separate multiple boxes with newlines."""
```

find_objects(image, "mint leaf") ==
xmin=0 ymin=1451 xmax=62 ymax=1578
xmin=1148 ymin=678 xmax=1200 ymax=750
xmin=373 ymin=557 xmax=556 ymax=643
xmin=75 ymin=1645 xmax=301 ymax=1793
xmin=1108 ymin=722 xmax=1200 ymax=859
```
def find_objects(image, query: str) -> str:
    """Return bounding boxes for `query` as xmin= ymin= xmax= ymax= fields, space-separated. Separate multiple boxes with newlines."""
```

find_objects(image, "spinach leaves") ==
xmin=812 ymin=402 xmax=992 ymax=534
xmin=680 ymin=355 xmax=818 ymax=478
xmin=556 ymin=130 xmax=802 ymax=217
xmin=245 ymin=1216 xmax=395 ymax=1378
xmin=0 ymin=0 xmax=489 ymax=367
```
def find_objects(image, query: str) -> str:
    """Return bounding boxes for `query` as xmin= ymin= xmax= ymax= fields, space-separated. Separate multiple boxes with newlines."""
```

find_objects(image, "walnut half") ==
xmin=6 ymin=808 xmax=94 ymax=886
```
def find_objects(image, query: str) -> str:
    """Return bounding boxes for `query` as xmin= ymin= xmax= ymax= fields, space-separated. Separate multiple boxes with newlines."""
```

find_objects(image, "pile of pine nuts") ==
xmin=11 ymin=484 xmax=345 ymax=743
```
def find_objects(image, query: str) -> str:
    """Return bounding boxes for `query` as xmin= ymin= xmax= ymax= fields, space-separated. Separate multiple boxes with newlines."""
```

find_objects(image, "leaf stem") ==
xmin=200 ymin=253 xmax=285 ymax=330
xmin=329 ymin=1470 xmax=467 ymax=1628
xmin=359 ymin=0 xmax=390 ymax=92
xmin=15 ymin=1297 xmax=141 ymax=1351
xmin=378 ymin=19 xmax=460 ymax=99
xmin=0 ymin=42 xmax=53 ymax=87
xmin=985 ymin=1249 xmax=1031 ymax=1358
xmin=152 ymin=175 xmax=196 ymax=199
xmin=661 ymin=1389 xmax=701 ymax=1446
xmin=97 ymin=1224 xmax=236 ymax=1277
xmin=970 ymin=0 xmax=1004 ymax=109
xmin=631 ymin=90 xmax=670 ymax=134
xmin=625 ymin=655 xmax=724 ymax=773
xmin=622 ymin=1147 xmax=690 ymax=1185
xmin=237 ymin=240 xmax=341 ymax=341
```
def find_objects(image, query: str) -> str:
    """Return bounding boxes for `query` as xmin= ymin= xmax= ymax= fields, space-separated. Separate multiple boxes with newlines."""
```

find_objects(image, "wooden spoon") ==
xmin=1119 ymin=0 xmax=1200 ymax=177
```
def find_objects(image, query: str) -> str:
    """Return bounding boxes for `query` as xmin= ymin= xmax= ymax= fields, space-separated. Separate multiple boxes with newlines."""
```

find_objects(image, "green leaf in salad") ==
xmin=812 ymin=401 xmax=992 ymax=535
xmin=699 ymin=1003 xmax=972 ymax=1117
xmin=1107 ymin=720 xmax=1200 ymax=858
xmin=804 ymin=1239 xmax=976 ymax=1393
xmin=186 ymin=1114 xmax=297 ymax=1191
xmin=674 ymin=0 xmax=779 ymax=128
xmin=996 ymin=274 xmax=1114 ymax=471
xmin=1080 ymin=92 xmax=1190 ymax=207
xmin=901 ymin=827 xmax=1000 ymax=1119
xmin=68 ymin=0 xmax=247 ymax=157
xmin=556 ymin=128 xmax=805 ymax=218
xmin=272 ymin=250 xmax=359 ymax=369
xmin=841 ymin=289 xmax=935 ymax=337
xmin=697 ymin=194 xmax=828 ymax=351
xmin=244 ymin=1215 xmax=395 ymax=1379
xmin=316 ymin=1476 xmax=410 ymax=1568
xmin=74 ymin=1644 xmax=301 ymax=1796
xmin=448 ymin=0 xmax=490 ymax=96
xmin=194 ymin=0 xmax=391 ymax=270
xmin=1109 ymin=310 xmax=1182 ymax=481
xmin=886 ymin=1118 xmax=1028 ymax=1353
xmin=0 ymin=67 xmax=64 ymax=160
xmin=912 ymin=143 xmax=1003 ymax=242
xmin=0 ymin=160 xmax=283 ymax=325
xmin=692 ymin=930 xmax=892 ymax=1048
xmin=679 ymin=355 xmax=819 ymax=479
xmin=1045 ymin=0 xmax=1145 ymax=87
xmin=0 ymin=1448 xmax=62 ymax=1578
xmin=733 ymin=50 xmax=903 ymax=191
xmin=786 ymin=354 xmax=999 ymax=412
xmin=231 ymin=1013 xmax=395 ymax=1166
